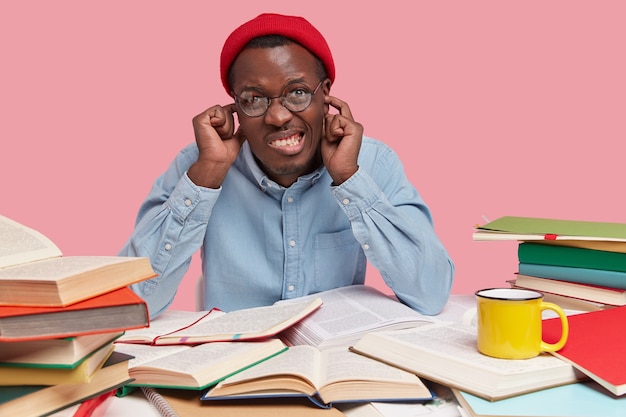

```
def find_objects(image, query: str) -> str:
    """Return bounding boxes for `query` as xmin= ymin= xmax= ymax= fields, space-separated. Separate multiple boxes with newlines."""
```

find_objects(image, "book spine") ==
xmin=518 ymin=242 xmax=626 ymax=273
xmin=518 ymin=263 xmax=626 ymax=290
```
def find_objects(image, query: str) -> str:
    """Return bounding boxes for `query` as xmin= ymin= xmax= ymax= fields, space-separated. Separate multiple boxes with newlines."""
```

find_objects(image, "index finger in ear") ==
xmin=325 ymin=96 xmax=354 ymax=120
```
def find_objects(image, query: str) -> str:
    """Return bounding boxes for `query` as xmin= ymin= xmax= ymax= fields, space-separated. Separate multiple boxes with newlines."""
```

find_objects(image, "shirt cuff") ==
xmin=331 ymin=168 xmax=382 ymax=220
xmin=166 ymin=172 xmax=221 ymax=222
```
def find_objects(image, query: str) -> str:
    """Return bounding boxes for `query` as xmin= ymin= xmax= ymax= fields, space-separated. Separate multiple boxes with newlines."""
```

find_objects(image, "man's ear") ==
xmin=322 ymin=78 xmax=332 ymax=95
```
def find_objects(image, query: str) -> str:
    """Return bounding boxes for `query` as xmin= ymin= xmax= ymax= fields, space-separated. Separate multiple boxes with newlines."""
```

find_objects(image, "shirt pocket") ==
xmin=313 ymin=228 xmax=364 ymax=290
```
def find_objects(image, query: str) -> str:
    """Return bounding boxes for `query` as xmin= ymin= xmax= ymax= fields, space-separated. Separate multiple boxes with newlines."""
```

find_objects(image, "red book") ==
xmin=0 ymin=286 xmax=149 ymax=342
xmin=543 ymin=306 xmax=626 ymax=396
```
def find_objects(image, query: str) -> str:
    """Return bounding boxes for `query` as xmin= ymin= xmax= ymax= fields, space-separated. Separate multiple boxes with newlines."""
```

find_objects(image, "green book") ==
xmin=474 ymin=216 xmax=626 ymax=242
xmin=518 ymin=242 xmax=626 ymax=273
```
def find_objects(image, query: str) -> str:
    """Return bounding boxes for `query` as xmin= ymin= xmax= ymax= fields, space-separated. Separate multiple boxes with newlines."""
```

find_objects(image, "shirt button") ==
xmin=288 ymin=285 xmax=295 ymax=292
xmin=289 ymin=240 xmax=296 ymax=247
xmin=184 ymin=198 xmax=192 ymax=207
xmin=363 ymin=244 xmax=370 ymax=250
xmin=287 ymin=197 xmax=294 ymax=203
xmin=164 ymin=243 xmax=172 ymax=251
xmin=342 ymin=198 xmax=350 ymax=205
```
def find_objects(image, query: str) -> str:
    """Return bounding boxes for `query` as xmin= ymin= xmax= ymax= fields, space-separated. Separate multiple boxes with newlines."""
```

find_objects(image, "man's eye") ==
xmin=240 ymin=95 xmax=263 ymax=105
xmin=285 ymin=88 xmax=309 ymax=101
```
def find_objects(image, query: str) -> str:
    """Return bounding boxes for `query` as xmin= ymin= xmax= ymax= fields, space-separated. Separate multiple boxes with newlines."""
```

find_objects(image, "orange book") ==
xmin=0 ymin=287 xmax=149 ymax=342
xmin=543 ymin=306 xmax=626 ymax=396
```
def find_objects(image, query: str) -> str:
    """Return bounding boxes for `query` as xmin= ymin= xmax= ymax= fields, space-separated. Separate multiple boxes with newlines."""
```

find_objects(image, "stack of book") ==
xmin=416 ymin=215 xmax=626 ymax=416
xmin=0 ymin=214 xmax=155 ymax=416
xmin=473 ymin=215 xmax=626 ymax=311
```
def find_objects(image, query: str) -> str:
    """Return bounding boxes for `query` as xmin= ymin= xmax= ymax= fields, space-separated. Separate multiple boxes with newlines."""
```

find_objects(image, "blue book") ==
xmin=518 ymin=263 xmax=626 ymax=290
xmin=454 ymin=381 xmax=626 ymax=417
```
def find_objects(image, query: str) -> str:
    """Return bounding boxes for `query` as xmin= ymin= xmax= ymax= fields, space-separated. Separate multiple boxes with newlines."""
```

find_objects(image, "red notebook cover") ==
xmin=543 ymin=305 xmax=626 ymax=396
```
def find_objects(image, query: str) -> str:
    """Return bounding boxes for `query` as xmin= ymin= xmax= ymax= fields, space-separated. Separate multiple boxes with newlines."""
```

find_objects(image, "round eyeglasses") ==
xmin=233 ymin=81 xmax=323 ymax=118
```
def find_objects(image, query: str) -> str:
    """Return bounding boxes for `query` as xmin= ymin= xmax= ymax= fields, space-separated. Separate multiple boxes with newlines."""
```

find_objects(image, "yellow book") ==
xmin=0 ymin=342 xmax=114 ymax=385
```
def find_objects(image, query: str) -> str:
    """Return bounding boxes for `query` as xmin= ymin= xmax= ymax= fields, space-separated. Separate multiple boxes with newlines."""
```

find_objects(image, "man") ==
xmin=120 ymin=13 xmax=454 ymax=319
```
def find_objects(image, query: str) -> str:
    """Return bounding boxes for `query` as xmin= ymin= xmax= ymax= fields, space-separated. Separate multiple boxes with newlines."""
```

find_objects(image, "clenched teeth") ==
xmin=271 ymin=134 xmax=301 ymax=147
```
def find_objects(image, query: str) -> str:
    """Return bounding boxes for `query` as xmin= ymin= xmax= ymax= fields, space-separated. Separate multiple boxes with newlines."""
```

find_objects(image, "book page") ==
xmin=119 ymin=341 xmax=283 ymax=380
xmin=114 ymin=343 xmax=189 ymax=368
xmin=320 ymin=346 xmax=423 ymax=386
xmin=117 ymin=310 xmax=220 ymax=343
xmin=0 ymin=256 xmax=131 ymax=280
xmin=376 ymin=322 xmax=570 ymax=376
xmin=0 ymin=215 xmax=62 ymax=269
xmin=162 ymin=298 xmax=320 ymax=341
xmin=213 ymin=345 xmax=320 ymax=388
xmin=278 ymin=285 xmax=434 ymax=346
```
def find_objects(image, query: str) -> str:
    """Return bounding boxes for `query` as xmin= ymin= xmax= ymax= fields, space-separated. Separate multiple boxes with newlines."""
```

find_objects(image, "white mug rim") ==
xmin=475 ymin=288 xmax=543 ymax=301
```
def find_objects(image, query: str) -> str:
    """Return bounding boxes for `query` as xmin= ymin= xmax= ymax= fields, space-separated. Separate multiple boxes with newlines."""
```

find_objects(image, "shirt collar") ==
xmin=241 ymin=142 xmax=325 ymax=193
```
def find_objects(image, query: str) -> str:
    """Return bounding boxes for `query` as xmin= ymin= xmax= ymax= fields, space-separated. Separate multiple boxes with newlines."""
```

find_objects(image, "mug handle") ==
xmin=540 ymin=301 xmax=569 ymax=352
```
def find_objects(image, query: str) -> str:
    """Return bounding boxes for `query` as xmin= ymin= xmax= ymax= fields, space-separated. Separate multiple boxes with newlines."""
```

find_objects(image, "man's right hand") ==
xmin=187 ymin=104 xmax=246 ymax=189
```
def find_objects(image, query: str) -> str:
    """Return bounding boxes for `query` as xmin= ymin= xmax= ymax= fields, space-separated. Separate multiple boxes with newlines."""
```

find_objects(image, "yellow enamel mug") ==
xmin=475 ymin=288 xmax=569 ymax=359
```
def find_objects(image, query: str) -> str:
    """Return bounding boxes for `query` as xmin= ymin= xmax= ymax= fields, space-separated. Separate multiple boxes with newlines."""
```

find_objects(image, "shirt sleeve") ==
xmin=118 ymin=146 xmax=219 ymax=319
xmin=331 ymin=144 xmax=455 ymax=315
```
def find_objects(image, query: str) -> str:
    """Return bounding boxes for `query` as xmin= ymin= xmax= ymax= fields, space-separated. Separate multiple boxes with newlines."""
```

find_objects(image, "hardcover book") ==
xmin=543 ymin=305 xmax=626 ymax=396
xmin=114 ymin=338 xmax=287 ymax=391
xmin=0 ymin=214 xmax=156 ymax=307
xmin=0 ymin=351 xmax=133 ymax=417
xmin=0 ymin=286 xmax=149 ymax=342
xmin=350 ymin=321 xmax=584 ymax=401
xmin=116 ymin=297 xmax=322 ymax=345
xmin=202 ymin=344 xmax=432 ymax=408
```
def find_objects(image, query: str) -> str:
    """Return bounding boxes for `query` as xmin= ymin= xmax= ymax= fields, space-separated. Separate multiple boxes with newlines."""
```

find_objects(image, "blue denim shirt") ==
xmin=120 ymin=136 xmax=454 ymax=318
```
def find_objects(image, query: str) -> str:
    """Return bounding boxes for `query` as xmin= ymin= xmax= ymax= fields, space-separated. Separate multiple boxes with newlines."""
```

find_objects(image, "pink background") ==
xmin=2 ymin=1 xmax=625 ymax=311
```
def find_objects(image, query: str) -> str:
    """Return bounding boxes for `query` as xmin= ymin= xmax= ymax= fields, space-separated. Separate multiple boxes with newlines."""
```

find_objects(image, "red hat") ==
xmin=220 ymin=13 xmax=335 ymax=95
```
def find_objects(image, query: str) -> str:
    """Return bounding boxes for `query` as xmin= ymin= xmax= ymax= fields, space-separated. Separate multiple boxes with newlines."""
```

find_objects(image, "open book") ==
xmin=202 ymin=344 xmax=433 ymax=408
xmin=276 ymin=285 xmax=436 ymax=349
xmin=350 ymin=321 xmax=585 ymax=401
xmin=0 ymin=214 xmax=156 ymax=306
xmin=116 ymin=297 xmax=322 ymax=345
xmin=114 ymin=338 xmax=287 ymax=391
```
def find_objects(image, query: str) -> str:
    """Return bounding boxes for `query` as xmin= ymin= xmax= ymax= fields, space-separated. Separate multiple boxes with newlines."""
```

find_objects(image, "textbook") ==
xmin=518 ymin=262 xmax=626 ymax=290
xmin=0 ymin=214 xmax=156 ymax=307
xmin=114 ymin=338 xmax=287 ymax=390
xmin=543 ymin=306 xmax=626 ymax=396
xmin=511 ymin=274 xmax=626 ymax=307
xmin=350 ymin=321 xmax=583 ymax=401
xmin=116 ymin=297 xmax=322 ymax=345
xmin=473 ymin=216 xmax=626 ymax=243
xmin=0 ymin=286 xmax=149 ymax=342
xmin=276 ymin=285 xmax=435 ymax=349
xmin=0 ymin=351 xmax=133 ymax=417
xmin=0 ymin=342 xmax=114 ymax=385
xmin=453 ymin=381 xmax=626 ymax=417
xmin=202 ymin=344 xmax=433 ymax=408
xmin=0 ymin=331 xmax=123 ymax=367
xmin=518 ymin=241 xmax=626 ymax=273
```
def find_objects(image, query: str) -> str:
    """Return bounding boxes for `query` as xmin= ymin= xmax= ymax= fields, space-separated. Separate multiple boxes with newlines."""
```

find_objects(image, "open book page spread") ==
xmin=115 ymin=339 xmax=287 ymax=389
xmin=352 ymin=322 xmax=580 ymax=400
xmin=116 ymin=297 xmax=320 ymax=345
xmin=277 ymin=285 xmax=435 ymax=348
xmin=204 ymin=344 xmax=431 ymax=405
xmin=0 ymin=214 xmax=62 ymax=268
